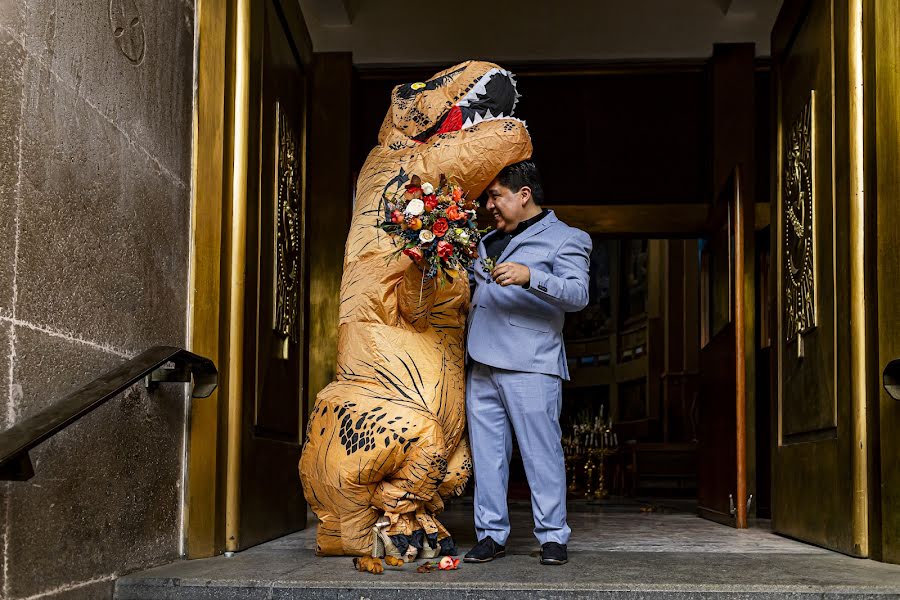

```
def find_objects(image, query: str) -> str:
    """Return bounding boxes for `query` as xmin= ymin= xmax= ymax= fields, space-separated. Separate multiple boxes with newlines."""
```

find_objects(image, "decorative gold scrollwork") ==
xmin=784 ymin=92 xmax=816 ymax=348
xmin=274 ymin=101 xmax=301 ymax=348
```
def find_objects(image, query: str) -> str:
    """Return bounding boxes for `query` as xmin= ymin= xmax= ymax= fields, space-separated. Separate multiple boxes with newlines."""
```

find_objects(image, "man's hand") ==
xmin=492 ymin=262 xmax=530 ymax=287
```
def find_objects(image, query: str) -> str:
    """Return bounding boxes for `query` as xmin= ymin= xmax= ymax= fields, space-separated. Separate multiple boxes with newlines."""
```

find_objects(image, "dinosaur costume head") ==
xmin=381 ymin=62 xmax=522 ymax=143
xmin=300 ymin=61 xmax=532 ymax=558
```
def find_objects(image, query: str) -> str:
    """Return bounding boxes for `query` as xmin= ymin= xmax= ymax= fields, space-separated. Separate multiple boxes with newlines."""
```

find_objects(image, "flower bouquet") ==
xmin=378 ymin=173 xmax=482 ymax=283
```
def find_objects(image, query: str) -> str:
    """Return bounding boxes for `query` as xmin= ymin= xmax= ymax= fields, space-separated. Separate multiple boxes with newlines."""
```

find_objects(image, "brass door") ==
xmin=236 ymin=0 xmax=309 ymax=550
xmin=875 ymin=0 xmax=900 ymax=565
xmin=697 ymin=170 xmax=751 ymax=528
xmin=770 ymin=0 xmax=866 ymax=556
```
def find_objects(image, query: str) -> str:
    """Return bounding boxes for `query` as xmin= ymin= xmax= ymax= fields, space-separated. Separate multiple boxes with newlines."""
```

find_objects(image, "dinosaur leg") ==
xmin=421 ymin=437 xmax=471 ymax=556
xmin=370 ymin=421 xmax=447 ymax=559
xmin=438 ymin=436 xmax=472 ymax=500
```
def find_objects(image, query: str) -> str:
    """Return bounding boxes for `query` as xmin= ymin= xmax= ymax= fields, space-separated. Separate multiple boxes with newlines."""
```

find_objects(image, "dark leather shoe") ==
xmin=540 ymin=542 xmax=568 ymax=565
xmin=464 ymin=536 xmax=506 ymax=563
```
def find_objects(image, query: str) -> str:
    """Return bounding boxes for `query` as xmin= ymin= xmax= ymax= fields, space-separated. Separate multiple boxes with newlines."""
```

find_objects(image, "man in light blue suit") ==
xmin=463 ymin=161 xmax=591 ymax=566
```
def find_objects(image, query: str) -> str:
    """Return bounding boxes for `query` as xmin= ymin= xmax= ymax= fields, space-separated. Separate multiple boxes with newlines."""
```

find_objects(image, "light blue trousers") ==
xmin=466 ymin=361 xmax=571 ymax=546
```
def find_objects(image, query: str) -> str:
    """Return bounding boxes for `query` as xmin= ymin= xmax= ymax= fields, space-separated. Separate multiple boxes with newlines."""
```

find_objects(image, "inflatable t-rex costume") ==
xmin=299 ymin=61 xmax=532 ymax=560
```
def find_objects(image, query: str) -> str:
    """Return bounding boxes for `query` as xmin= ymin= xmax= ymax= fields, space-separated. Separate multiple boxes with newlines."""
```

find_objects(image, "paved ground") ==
xmin=116 ymin=499 xmax=900 ymax=599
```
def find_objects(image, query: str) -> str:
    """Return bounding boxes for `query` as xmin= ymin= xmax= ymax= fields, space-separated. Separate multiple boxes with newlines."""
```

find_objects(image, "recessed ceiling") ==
xmin=298 ymin=0 xmax=783 ymax=64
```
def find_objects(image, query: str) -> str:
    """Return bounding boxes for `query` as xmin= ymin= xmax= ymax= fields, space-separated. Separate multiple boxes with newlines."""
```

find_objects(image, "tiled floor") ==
xmin=267 ymin=498 xmax=832 ymax=556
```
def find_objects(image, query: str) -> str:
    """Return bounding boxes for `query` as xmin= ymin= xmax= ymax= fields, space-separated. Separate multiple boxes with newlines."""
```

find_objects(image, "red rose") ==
xmin=403 ymin=247 xmax=423 ymax=261
xmin=432 ymin=218 xmax=449 ymax=237
xmin=423 ymin=194 xmax=438 ymax=212
xmin=437 ymin=240 xmax=453 ymax=259
xmin=446 ymin=204 xmax=462 ymax=221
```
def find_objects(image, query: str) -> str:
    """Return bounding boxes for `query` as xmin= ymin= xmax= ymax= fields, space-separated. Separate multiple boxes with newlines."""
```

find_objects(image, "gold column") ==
xmin=224 ymin=0 xmax=251 ymax=552
xmin=186 ymin=0 xmax=228 ymax=558
xmin=848 ymin=0 xmax=869 ymax=557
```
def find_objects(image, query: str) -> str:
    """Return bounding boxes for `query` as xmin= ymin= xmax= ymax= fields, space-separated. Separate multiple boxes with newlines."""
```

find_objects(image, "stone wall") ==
xmin=0 ymin=0 xmax=194 ymax=597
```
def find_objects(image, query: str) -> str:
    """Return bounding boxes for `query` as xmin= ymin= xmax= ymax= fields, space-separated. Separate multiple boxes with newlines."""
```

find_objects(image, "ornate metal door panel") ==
xmin=237 ymin=0 xmax=309 ymax=550
xmin=771 ymin=0 xmax=856 ymax=555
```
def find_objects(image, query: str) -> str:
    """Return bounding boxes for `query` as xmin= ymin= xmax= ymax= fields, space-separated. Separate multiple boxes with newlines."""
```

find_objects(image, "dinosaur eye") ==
xmin=411 ymin=82 xmax=426 ymax=90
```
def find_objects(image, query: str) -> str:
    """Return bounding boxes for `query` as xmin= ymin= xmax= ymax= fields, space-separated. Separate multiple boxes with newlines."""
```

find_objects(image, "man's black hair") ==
xmin=496 ymin=160 xmax=544 ymax=205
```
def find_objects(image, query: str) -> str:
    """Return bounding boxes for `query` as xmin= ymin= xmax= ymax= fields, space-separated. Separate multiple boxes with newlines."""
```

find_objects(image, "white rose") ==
xmin=405 ymin=199 xmax=425 ymax=216
xmin=419 ymin=229 xmax=435 ymax=243
xmin=422 ymin=182 xmax=434 ymax=195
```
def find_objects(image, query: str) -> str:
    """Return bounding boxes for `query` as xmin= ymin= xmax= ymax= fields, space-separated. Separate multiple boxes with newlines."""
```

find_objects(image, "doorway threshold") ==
xmin=116 ymin=500 xmax=900 ymax=599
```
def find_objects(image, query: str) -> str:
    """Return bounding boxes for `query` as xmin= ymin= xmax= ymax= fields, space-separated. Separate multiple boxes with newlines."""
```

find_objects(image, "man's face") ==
xmin=485 ymin=179 xmax=529 ymax=233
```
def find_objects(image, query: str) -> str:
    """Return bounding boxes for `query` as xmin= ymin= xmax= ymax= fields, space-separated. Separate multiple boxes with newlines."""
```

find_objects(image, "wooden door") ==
xmin=697 ymin=170 xmax=751 ymax=528
xmin=236 ymin=0 xmax=310 ymax=550
xmin=770 ymin=0 xmax=867 ymax=556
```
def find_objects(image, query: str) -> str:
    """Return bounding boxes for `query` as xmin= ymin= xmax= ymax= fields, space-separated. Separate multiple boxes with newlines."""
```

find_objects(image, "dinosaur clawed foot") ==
xmin=353 ymin=556 xmax=384 ymax=574
xmin=385 ymin=555 xmax=405 ymax=567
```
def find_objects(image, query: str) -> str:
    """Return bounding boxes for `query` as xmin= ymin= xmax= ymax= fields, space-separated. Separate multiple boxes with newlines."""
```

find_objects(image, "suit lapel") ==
xmin=498 ymin=211 xmax=558 ymax=263
xmin=478 ymin=229 xmax=499 ymax=267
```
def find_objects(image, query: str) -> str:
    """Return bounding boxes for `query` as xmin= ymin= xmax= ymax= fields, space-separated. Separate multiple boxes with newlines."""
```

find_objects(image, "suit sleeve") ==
xmin=525 ymin=229 xmax=592 ymax=312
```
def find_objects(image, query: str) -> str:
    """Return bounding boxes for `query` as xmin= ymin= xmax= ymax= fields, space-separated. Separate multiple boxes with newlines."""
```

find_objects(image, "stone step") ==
xmin=115 ymin=549 xmax=900 ymax=600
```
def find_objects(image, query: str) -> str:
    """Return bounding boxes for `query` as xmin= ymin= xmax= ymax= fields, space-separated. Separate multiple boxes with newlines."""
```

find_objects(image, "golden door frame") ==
xmin=184 ymin=0 xmax=311 ymax=558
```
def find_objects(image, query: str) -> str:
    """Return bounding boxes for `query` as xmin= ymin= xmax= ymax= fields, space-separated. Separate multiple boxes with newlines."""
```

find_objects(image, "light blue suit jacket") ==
xmin=467 ymin=211 xmax=592 ymax=380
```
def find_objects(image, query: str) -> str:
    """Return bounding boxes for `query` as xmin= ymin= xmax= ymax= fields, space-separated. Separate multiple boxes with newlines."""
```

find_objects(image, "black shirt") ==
xmin=484 ymin=209 xmax=550 ymax=260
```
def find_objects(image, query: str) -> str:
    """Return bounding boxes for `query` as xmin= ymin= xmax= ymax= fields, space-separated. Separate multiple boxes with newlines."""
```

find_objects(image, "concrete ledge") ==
xmin=115 ymin=550 xmax=900 ymax=600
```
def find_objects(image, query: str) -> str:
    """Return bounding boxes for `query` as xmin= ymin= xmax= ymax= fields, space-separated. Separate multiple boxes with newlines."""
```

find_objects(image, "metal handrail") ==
xmin=0 ymin=346 xmax=217 ymax=481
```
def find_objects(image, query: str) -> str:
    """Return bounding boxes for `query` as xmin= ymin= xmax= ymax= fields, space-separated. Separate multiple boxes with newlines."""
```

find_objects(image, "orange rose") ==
xmin=446 ymin=204 xmax=462 ymax=221
xmin=432 ymin=218 xmax=449 ymax=237
xmin=452 ymin=186 xmax=463 ymax=202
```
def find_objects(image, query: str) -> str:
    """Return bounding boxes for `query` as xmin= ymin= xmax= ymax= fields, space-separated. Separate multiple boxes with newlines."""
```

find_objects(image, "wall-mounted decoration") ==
xmin=783 ymin=91 xmax=817 ymax=355
xmin=108 ymin=0 xmax=145 ymax=65
xmin=274 ymin=101 xmax=302 ymax=353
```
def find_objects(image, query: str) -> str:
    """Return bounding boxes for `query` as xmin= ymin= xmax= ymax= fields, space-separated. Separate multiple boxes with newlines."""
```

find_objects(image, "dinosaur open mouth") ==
xmin=413 ymin=68 xmax=524 ymax=143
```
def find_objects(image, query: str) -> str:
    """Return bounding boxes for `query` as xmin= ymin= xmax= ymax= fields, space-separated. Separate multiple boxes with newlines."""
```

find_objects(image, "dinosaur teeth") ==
xmin=484 ymin=109 xmax=495 ymax=120
xmin=463 ymin=117 xmax=473 ymax=128
xmin=472 ymin=112 xmax=484 ymax=124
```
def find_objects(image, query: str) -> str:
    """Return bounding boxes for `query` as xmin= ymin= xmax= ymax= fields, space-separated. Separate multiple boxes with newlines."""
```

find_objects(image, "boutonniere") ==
xmin=482 ymin=256 xmax=496 ymax=283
